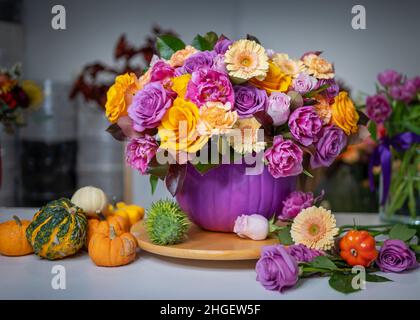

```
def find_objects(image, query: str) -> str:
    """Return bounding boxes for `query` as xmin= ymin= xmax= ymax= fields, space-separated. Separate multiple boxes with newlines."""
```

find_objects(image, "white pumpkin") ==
xmin=71 ymin=186 xmax=108 ymax=216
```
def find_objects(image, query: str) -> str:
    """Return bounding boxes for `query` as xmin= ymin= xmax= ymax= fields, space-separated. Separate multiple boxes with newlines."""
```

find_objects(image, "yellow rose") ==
xmin=196 ymin=102 xmax=238 ymax=136
xmin=331 ymin=91 xmax=359 ymax=135
xmin=249 ymin=61 xmax=292 ymax=94
xmin=158 ymin=98 xmax=208 ymax=153
xmin=105 ymin=73 xmax=140 ymax=123
xmin=171 ymin=74 xmax=191 ymax=99
xmin=169 ymin=45 xmax=198 ymax=67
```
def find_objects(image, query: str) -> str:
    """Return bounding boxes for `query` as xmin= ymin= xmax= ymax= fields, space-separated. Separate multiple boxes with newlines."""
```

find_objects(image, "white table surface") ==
xmin=1 ymin=208 xmax=419 ymax=300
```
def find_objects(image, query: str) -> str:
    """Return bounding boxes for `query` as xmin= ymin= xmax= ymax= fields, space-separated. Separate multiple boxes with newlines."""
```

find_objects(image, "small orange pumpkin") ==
xmin=86 ymin=214 xmax=130 ymax=247
xmin=340 ymin=230 xmax=378 ymax=267
xmin=0 ymin=216 xmax=33 ymax=256
xmin=88 ymin=226 xmax=137 ymax=267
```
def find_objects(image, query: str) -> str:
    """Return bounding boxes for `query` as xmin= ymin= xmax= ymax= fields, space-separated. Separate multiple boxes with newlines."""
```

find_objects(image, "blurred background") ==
xmin=1 ymin=0 xmax=419 ymax=211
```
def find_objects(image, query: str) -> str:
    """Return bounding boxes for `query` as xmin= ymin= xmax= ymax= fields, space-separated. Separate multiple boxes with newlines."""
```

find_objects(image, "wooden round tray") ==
xmin=130 ymin=220 xmax=278 ymax=260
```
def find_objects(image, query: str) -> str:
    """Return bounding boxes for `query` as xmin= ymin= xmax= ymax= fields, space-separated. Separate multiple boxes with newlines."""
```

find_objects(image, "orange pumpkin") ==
xmin=339 ymin=230 xmax=378 ymax=267
xmin=86 ymin=214 xmax=130 ymax=247
xmin=0 ymin=216 xmax=33 ymax=256
xmin=88 ymin=226 xmax=137 ymax=267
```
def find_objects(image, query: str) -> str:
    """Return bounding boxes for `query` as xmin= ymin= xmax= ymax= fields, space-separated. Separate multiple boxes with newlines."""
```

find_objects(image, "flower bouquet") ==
xmin=104 ymin=32 xmax=368 ymax=231
xmin=365 ymin=70 xmax=420 ymax=224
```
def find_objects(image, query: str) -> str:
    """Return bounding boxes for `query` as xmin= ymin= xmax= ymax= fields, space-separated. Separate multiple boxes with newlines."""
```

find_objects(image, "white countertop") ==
xmin=1 ymin=208 xmax=419 ymax=300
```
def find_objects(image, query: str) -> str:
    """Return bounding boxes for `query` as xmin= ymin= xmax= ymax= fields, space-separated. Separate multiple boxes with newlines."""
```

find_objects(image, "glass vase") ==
xmin=379 ymin=146 xmax=420 ymax=225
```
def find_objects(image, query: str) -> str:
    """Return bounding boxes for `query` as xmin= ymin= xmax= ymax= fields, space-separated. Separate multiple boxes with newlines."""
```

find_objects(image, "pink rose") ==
xmin=267 ymin=92 xmax=291 ymax=126
xmin=233 ymin=214 xmax=269 ymax=240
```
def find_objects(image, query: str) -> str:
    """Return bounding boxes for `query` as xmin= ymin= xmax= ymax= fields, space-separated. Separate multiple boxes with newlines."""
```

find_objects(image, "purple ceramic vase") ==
xmin=176 ymin=164 xmax=297 ymax=232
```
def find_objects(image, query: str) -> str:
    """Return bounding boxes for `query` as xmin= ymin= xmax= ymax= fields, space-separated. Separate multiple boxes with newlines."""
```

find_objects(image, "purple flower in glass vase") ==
xmin=286 ymin=244 xmax=324 ymax=263
xmin=233 ymin=85 xmax=268 ymax=118
xmin=376 ymin=239 xmax=419 ymax=273
xmin=185 ymin=68 xmax=234 ymax=107
xmin=183 ymin=50 xmax=216 ymax=74
xmin=256 ymin=245 xmax=299 ymax=292
xmin=214 ymin=38 xmax=233 ymax=55
xmin=150 ymin=61 xmax=175 ymax=82
xmin=126 ymin=135 xmax=158 ymax=174
xmin=366 ymin=94 xmax=392 ymax=123
xmin=317 ymin=78 xmax=339 ymax=100
xmin=409 ymin=76 xmax=420 ymax=92
xmin=265 ymin=135 xmax=303 ymax=178
xmin=292 ymin=72 xmax=317 ymax=95
xmin=267 ymin=92 xmax=291 ymax=126
xmin=128 ymin=82 xmax=173 ymax=132
xmin=280 ymin=191 xmax=314 ymax=220
xmin=389 ymin=84 xmax=416 ymax=104
xmin=288 ymin=106 xmax=323 ymax=146
xmin=377 ymin=69 xmax=402 ymax=87
xmin=310 ymin=125 xmax=347 ymax=169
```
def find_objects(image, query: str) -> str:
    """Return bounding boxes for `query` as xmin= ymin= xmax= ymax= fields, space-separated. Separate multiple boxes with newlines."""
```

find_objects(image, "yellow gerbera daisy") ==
xmin=224 ymin=39 xmax=269 ymax=81
xmin=290 ymin=206 xmax=338 ymax=250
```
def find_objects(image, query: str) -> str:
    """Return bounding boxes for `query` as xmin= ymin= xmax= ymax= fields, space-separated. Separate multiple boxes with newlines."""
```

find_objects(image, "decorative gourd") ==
xmin=107 ymin=202 xmax=144 ymax=226
xmin=86 ymin=214 xmax=130 ymax=247
xmin=0 ymin=216 xmax=33 ymax=256
xmin=26 ymin=198 xmax=88 ymax=260
xmin=88 ymin=226 xmax=137 ymax=267
xmin=71 ymin=186 xmax=108 ymax=218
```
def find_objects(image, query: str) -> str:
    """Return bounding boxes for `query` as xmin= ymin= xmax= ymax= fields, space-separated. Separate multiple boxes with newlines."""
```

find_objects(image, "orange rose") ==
xmin=249 ymin=61 xmax=292 ymax=94
xmin=302 ymin=54 xmax=334 ymax=79
xmin=169 ymin=45 xmax=198 ymax=67
xmin=197 ymin=102 xmax=238 ymax=136
xmin=331 ymin=91 xmax=359 ymax=135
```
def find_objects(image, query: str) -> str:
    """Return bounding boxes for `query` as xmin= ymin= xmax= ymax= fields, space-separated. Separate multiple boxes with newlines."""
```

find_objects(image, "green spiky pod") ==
xmin=146 ymin=200 xmax=190 ymax=245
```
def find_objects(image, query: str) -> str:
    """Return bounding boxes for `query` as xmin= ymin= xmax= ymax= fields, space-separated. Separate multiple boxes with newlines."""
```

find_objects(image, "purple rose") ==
xmin=265 ymin=135 xmax=303 ymax=178
xmin=125 ymin=135 xmax=158 ymax=174
xmin=366 ymin=94 xmax=392 ymax=123
xmin=150 ymin=61 xmax=175 ymax=82
xmin=389 ymin=84 xmax=416 ymax=104
xmin=233 ymin=85 xmax=268 ymax=118
xmin=376 ymin=239 xmax=419 ymax=273
xmin=256 ymin=245 xmax=299 ymax=292
xmin=286 ymin=244 xmax=324 ymax=263
xmin=185 ymin=68 xmax=234 ymax=107
xmin=281 ymin=191 xmax=314 ymax=220
xmin=267 ymin=92 xmax=291 ymax=126
xmin=214 ymin=38 xmax=233 ymax=54
xmin=183 ymin=50 xmax=216 ymax=74
xmin=378 ymin=69 xmax=402 ymax=87
xmin=310 ymin=125 xmax=347 ymax=169
xmin=288 ymin=106 xmax=323 ymax=146
xmin=128 ymin=82 xmax=173 ymax=132
xmin=292 ymin=73 xmax=317 ymax=94
xmin=317 ymin=79 xmax=339 ymax=100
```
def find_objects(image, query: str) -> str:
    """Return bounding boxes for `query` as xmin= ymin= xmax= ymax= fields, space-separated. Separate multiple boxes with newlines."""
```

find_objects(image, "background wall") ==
xmin=20 ymin=0 xmax=420 ymax=207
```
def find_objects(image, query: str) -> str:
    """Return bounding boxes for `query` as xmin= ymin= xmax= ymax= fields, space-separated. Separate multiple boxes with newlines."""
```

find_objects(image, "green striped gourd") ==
xmin=26 ymin=198 xmax=87 ymax=260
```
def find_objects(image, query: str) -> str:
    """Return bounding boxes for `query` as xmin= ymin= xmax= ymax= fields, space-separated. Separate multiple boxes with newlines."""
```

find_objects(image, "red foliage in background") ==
xmin=69 ymin=26 xmax=177 ymax=108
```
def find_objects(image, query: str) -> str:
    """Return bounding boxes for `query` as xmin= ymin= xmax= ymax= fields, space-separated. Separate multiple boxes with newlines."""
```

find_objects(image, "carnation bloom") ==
xmin=291 ymin=206 xmax=339 ymax=250
xmin=265 ymin=135 xmax=303 ymax=178
xmin=314 ymin=94 xmax=332 ymax=125
xmin=281 ymin=191 xmax=314 ymax=220
xmin=228 ymin=117 xmax=266 ymax=154
xmin=377 ymin=69 xmax=402 ymax=87
xmin=105 ymin=73 xmax=140 ymax=123
xmin=272 ymin=53 xmax=305 ymax=78
xmin=150 ymin=61 xmax=175 ymax=83
xmin=169 ymin=45 xmax=198 ymax=67
xmin=185 ymin=68 xmax=234 ymax=107
xmin=302 ymin=53 xmax=334 ymax=79
xmin=389 ymin=83 xmax=416 ymax=104
xmin=310 ymin=125 xmax=347 ymax=168
xmin=366 ymin=94 xmax=392 ymax=123
xmin=125 ymin=135 xmax=158 ymax=174
xmin=224 ymin=39 xmax=269 ymax=81
xmin=249 ymin=62 xmax=292 ymax=94
xmin=233 ymin=214 xmax=269 ymax=241
xmin=197 ymin=102 xmax=238 ymax=136
xmin=158 ymin=97 xmax=208 ymax=153
xmin=267 ymin=92 xmax=291 ymax=126
xmin=331 ymin=91 xmax=359 ymax=135
xmin=288 ymin=106 xmax=323 ymax=146
xmin=171 ymin=74 xmax=191 ymax=99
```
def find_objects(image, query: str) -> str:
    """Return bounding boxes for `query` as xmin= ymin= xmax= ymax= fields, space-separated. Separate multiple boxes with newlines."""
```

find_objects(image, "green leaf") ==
xmin=193 ymin=162 xmax=220 ymax=175
xmin=156 ymin=35 xmax=186 ymax=60
xmin=389 ymin=224 xmax=417 ymax=241
xmin=191 ymin=34 xmax=212 ymax=51
xmin=365 ymin=273 xmax=392 ymax=282
xmin=303 ymin=169 xmax=314 ymax=178
xmin=307 ymin=256 xmax=338 ymax=270
xmin=150 ymin=175 xmax=159 ymax=195
xmin=165 ymin=164 xmax=187 ymax=197
xmin=368 ymin=121 xmax=377 ymax=141
xmin=329 ymin=273 xmax=361 ymax=294
xmin=277 ymin=226 xmax=294 ymax=245
xmin=203 ymin=31 xmax=218 ymax=49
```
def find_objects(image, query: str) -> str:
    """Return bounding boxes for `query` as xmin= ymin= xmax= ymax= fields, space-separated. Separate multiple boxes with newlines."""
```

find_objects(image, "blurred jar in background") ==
xmin=19 ymin=80 xmax=77 ymax=206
